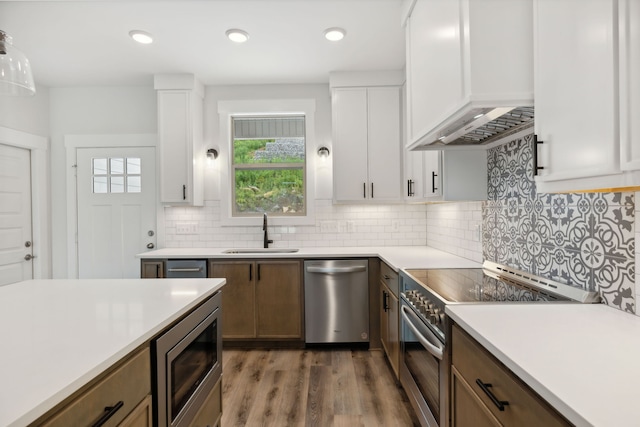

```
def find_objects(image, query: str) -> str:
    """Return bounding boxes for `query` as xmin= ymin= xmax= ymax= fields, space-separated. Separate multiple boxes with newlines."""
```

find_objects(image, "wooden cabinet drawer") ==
xmin=452 ymin=325 xmax=570 ymax=427
xmin=380 ymin=262 xmax=399 ymax=297
xmin=42 ymin=347 xmax=151 ymax=427
xmin=189 ymin=377 xmax=222 ymax=427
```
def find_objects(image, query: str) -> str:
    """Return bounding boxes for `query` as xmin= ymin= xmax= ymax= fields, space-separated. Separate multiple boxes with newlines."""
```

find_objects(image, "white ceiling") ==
xmin=0 ymin=0 xmax=406 ymax=88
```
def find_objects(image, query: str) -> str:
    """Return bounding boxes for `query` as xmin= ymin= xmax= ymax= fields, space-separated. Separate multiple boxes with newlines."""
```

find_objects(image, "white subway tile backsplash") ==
xmin=163 ymin=200 xmax=428 ymax=248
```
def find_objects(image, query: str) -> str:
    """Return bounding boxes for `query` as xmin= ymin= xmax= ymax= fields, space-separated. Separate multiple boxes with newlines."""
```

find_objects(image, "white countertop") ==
xmin=137 ymin=246 xmax=482 ymax=271
xmin=0 ymin=278 xmax=225 ymax=427
xmin=446 ymin=303 xmax=640 ymax=427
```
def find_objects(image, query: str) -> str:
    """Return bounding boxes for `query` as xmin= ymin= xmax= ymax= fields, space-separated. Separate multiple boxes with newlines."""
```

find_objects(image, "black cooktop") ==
xmin=403 ymin=268 xmax=571 ymax=303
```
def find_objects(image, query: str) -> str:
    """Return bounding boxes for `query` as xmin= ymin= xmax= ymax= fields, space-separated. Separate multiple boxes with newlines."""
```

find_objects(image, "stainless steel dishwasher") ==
xmin=304 ymin=259 xmax=369 ymax=344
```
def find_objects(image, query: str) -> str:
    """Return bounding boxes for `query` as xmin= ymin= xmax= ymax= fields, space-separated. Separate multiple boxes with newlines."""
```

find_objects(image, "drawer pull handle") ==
xmin=475 ymin=379 xmax=509 ymax=411
xmin=92 ymin=401 xmax=124 ymax=427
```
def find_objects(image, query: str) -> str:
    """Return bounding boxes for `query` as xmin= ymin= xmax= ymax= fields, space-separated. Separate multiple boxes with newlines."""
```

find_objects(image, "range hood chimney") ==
xmin=408 ymin=105 xmax=535 ymax=150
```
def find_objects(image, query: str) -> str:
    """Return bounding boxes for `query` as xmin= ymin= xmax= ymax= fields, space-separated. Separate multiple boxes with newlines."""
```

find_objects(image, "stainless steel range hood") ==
xmin=407 ymin=105 xmax=534 ymax=150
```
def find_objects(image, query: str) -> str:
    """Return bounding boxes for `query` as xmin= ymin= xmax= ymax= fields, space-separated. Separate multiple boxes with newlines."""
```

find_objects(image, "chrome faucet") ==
xmin=263 ymin=213 xmax=273 ymax=248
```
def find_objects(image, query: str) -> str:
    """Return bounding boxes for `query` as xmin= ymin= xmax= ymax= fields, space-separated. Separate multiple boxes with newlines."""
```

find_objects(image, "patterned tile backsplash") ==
xmin=483 ymin=133 xmax=636 ymax=313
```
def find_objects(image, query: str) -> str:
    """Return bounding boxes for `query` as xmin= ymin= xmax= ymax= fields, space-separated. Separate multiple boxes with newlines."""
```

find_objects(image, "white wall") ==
xmin=0 ymin=84 xmax=50 ymax=136
xmin=48 ymin=86 xmax=157 ymax=277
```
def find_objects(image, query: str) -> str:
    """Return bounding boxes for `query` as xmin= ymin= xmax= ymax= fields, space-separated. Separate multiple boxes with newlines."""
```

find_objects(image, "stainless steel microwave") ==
xmin=152 ymin=292 xmax=222 ymax=426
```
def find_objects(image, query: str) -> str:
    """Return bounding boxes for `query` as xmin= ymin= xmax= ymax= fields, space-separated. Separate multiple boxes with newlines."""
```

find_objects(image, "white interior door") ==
xmin=0 ymin=144 xmax=33 ymax=286
xmin=77 ymin=147 xmax=156 ymax=279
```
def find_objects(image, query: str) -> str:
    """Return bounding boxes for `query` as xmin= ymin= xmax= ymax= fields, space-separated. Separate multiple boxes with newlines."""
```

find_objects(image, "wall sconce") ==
xmin=206 ymin=148 xmax=219 ymax=160
xmin=317 ymin=146 xmax=330 ymax=158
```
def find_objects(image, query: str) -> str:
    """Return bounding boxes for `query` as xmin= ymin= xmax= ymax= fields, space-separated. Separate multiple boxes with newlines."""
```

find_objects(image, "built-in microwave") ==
xmin=152 ymin=291 xmax=222 ymax=427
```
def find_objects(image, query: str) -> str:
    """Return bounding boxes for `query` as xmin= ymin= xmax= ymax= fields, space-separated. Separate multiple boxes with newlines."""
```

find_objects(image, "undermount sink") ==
xmin=222 ymin=248 xmax=300 ymax=254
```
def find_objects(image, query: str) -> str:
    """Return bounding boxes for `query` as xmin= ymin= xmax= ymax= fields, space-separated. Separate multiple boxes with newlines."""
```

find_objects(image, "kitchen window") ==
xmin=217 ymin=98 xmax=317 ymax=226
xmin=231 ymin=116 xmax=306 ymax=217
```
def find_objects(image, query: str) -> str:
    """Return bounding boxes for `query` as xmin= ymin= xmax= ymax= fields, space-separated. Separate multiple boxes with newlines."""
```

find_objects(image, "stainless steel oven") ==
xmin=401 ymin=294 xmax=449 ymax=427
xmin=152 ymin=291 xmax=222 ymax=427
xmin=399 ymin=261 xmax=600 ymax=427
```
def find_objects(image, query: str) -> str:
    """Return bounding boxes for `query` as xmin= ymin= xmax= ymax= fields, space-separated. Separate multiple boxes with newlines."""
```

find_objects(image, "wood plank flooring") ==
xmin=221 ymin=348 xmax=420 ymax=427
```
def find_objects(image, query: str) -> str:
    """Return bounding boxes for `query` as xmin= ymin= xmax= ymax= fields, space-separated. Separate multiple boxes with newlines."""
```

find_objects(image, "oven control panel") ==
xmin=403 ymin=290 xmax=445 ymax=326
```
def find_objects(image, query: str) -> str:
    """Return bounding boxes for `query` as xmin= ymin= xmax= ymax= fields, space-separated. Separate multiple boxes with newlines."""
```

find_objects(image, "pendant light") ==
xmin=0 ymin=30 xmax=36 ymax=96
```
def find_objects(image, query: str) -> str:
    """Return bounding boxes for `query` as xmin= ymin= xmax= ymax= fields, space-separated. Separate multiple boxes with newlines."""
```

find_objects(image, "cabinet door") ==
xmin=386 ymin=288 xmax=400 ymax=378
xmin=367 ymin=87 xmax=402 ymax=201
xmin=332 ymin=88 xmax=369 ymax=201
xmin=423 ymin=151 xmax=442 ymax=198
xmin=119 ymin=395 xmax=152 ymax=427
xmin=157 ymin=89 xmax=204 ymax=206
xmin=406 ymin=0 xmax=464 ymax=143
xmin=158 ymin=90 xmax=192 ymax=204
xmin=140 ymin=261 xmax=163 ymax=278
xmin=380 ymin=282 xmax=390 ymax=355
xmin=534 ymin=0 xmax=619 ymax=182
xmin=210 ymin=262 xmax=256 ymax=339
xmin=451 ymin=368 xmax=501 ymax=427
xmin=620 ymin=0 xmax=640 ymax=171
xmin=255 ymin=261 xmax=302 ymax=338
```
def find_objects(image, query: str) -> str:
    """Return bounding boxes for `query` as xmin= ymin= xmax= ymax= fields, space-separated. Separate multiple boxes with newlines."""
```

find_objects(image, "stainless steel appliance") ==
xmin=399 ymin=261 xmax=600 ymax=427
xmin=304 ymin=259 xmax=369 ymax=344
xmin=152 ymin=291 xmax=222 ymax=426
xmin=165 ymin=259 xmax=207 ymax=278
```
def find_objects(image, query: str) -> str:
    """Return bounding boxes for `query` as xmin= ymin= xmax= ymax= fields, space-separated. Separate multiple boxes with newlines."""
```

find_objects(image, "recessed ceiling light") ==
xmin=129 ymin=30 xmax=153 ymax=44
xmin=324 ymin=27 xmax=346 ymax=42
xmin=226 ymin=29 xmax=249 ymax=43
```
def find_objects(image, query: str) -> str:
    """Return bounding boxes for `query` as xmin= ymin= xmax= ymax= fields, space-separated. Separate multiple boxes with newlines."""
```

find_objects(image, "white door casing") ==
xmin=76 ymin=146 xmax=157 ymax=279
xmin=0 ymin=144 xmax=33 ymax=285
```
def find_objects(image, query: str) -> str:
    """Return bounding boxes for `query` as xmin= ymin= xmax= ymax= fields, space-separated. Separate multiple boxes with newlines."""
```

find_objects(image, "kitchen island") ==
xmin=447 ymin=303 xmax=640 ymax=427
xmin=0 ymin=278 xmax=225 ymax=427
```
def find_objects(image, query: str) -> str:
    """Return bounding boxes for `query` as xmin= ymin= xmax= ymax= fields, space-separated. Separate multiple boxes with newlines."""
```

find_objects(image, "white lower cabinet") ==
xmin=332 ymin=86 xmax=402 ymax=203
xmin=534 ymin=0 xmax=640 ymax=192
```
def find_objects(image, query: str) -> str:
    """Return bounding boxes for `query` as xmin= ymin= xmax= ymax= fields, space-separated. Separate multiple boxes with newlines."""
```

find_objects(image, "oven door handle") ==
xmin=401 ymin=305 xmax=444 ymax=360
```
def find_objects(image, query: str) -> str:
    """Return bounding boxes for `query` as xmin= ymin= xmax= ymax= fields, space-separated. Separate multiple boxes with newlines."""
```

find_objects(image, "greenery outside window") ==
xmin=232 ymin=115 xmax=306 ymax=216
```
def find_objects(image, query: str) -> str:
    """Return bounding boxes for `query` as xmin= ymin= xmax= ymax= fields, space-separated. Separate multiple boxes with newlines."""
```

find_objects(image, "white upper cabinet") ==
xmin=534 ymin=0 xmax=640 ymax=192
xmin=332 ymin=85 xmax=402 ymax=203
xmin=404 ymin=0 xmax=533 ymax=149
xmin=154 ymin=74 xmax=204 ymax=206
xmin=620 ymin=0 xmax=640 ymax=172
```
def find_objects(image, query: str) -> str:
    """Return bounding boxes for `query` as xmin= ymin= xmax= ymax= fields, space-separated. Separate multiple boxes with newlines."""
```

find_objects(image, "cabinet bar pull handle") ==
xmin=432 ymin=171 xmax=438 ymax=192
xmin=407 ymin=179 xmax=415 ymax=197
xmin=167 ymin=267 xmax=202 ymax=272
xmin=182 ymin=184 xmax=186 ymax=200
xmin=363 ymin=182 xmax=366 ymax=198
xmin=382 ymin=290 xmax=389 ymax=312
xmin=475 ymin=379 xmax=509 ymax=411
xmin=371 ymin=182 xmax=374 ymax=198
xmin=249 ymin=264 xmax=252 ymax=281
xmin=533 ymin=134 xmax=544 ymax=176
xmin=92 ymin=401 xmax=124 ymax=427
xmin=257 ymin=264 xmax=261 ymax=281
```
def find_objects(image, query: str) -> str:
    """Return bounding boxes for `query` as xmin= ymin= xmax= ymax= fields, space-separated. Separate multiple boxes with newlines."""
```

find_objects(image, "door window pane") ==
xmin=111 ymin=176 xmax=124 ymax=193
xmin=127 ymin=176 xmax=141 ymax=193
xmin=93 ymin=158 xmax=107 ymax=175
xmin=93 ymin=176 xmax=108 ymax=193
xmin=127 ymin=158 xmax=141 ymax=174
xmin=110 ymin=158 xmax=125 ymax=175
